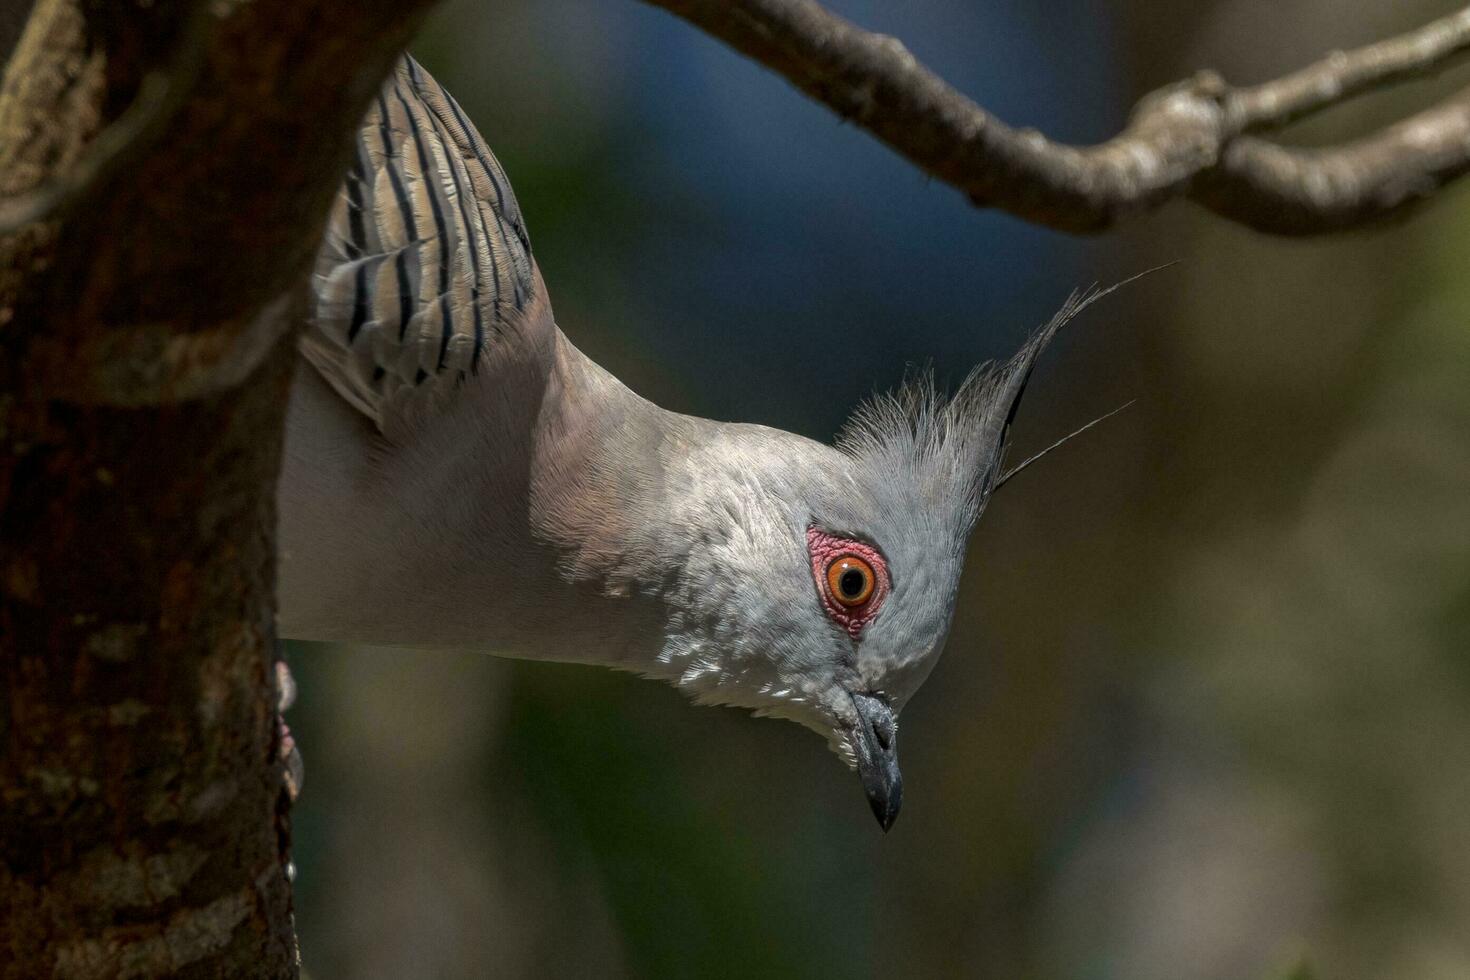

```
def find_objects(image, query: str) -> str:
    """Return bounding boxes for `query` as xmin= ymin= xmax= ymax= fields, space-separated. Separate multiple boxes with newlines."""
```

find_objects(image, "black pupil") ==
xmin=839 ymin=568 xmax=866 ymax=598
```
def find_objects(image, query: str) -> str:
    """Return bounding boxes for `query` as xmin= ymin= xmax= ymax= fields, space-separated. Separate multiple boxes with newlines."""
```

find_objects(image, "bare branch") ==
xmin=1201 ymin=86 xmax=1470 ymax=234
xmin=642 ymin=0 xmax=1470 ymax=235
xmin=1226 ymin=7 xmax=1470 ymax=130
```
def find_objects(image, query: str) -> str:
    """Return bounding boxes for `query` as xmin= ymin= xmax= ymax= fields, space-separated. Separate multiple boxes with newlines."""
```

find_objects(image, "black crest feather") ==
xmin=836 ymin=267 xmax=1169 ymax=537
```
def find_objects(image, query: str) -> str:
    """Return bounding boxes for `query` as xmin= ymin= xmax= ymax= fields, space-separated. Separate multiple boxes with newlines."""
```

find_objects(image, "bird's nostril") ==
xmin=858 ymin=693 xmax=896 ymax=750
xmin=852 ymin=690 xmax=893 ymax=752
xmin=873 ymin=722 xmax=892 ymax=751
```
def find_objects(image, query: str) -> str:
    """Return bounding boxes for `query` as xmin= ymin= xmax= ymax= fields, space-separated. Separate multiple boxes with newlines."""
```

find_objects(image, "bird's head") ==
xmin=650 ymin=289 xmax=1109 ymax=831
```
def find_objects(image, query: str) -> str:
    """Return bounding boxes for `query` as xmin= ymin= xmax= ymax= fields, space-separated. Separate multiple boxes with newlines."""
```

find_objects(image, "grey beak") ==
xmin=850 ymin=692 xmax=902 ymax=832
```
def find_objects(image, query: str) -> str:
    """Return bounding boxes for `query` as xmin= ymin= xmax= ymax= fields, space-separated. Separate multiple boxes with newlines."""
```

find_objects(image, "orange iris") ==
xmin=826 ymin=555 xmax=876 ymax=607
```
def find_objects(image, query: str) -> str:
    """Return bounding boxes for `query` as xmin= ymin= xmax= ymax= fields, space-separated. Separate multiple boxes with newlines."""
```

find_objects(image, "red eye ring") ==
xmin=807 ymin=526 xmax=890 ymax=638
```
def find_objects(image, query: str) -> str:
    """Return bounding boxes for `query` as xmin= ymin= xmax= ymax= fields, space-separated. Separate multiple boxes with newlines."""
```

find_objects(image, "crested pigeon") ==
xmin=278 ymin=55 xmax=1109 ymax=831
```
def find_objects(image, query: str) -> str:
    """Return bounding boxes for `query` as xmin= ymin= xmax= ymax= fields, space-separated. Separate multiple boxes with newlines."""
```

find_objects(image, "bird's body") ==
xmin=279 ymin=55 xmax=1101 ymax=827
xmin=281 ymin=56 xmax=645 ymax=662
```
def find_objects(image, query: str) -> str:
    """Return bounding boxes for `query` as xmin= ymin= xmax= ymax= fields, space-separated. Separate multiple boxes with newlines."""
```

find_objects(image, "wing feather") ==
xmin=304 ymin=55 xmax=536 ymax=429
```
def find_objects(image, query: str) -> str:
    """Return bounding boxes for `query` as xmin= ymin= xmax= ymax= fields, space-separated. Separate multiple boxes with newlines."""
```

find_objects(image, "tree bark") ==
xmin=0 ymin=0 xmax=432 ymax=975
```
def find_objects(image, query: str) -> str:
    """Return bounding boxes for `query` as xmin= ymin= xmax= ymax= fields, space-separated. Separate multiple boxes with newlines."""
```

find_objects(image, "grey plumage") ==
xmin=279 ymin=55 xmax=1106 ymax=830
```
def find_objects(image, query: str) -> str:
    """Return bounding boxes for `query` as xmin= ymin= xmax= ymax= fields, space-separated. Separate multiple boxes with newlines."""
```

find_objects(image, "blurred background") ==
xmin=284 ymin=1 xmax=1470 ymax=977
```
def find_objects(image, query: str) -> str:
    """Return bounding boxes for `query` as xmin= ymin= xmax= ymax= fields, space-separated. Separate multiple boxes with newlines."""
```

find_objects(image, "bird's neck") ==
xmin=510 ymin=331 xmax=699 ymax=669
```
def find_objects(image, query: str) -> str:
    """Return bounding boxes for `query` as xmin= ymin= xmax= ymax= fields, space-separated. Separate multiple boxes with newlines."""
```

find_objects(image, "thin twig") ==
xmin=1226 ymin=7 xmax=1470 ymax=130
xmin=1202 ymin=85 xmax=1470 ymax=233
xmin=642 ymin=0 xmax=1470 ymax=235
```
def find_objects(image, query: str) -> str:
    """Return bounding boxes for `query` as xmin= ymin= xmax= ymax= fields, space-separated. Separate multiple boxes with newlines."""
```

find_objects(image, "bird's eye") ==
xmin=826 ymin=556 xmax=875 ymax=607
xmin=807 ymin=526 xmax=889 ymax=638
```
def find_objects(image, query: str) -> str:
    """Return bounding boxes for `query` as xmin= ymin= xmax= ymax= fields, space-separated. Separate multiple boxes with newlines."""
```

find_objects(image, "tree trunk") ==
xmin=0 ymin=0 xmax=432 ymax=974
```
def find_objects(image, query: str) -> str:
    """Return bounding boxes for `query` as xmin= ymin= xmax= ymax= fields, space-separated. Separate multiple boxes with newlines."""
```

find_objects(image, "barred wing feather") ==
xmin=304 ymin=55 xmax=535 ymax=430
